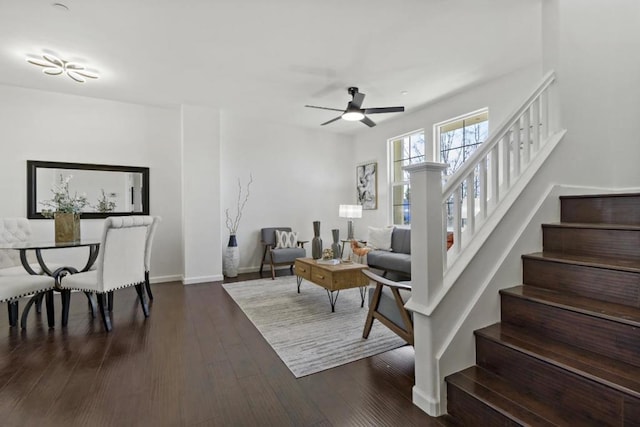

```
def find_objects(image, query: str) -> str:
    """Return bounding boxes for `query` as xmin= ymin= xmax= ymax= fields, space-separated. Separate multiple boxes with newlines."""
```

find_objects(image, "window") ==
xmin=387 ymin=109 xmax=489 ymax=226
xmin=435 ymin=109 xmax=489 ymax=228
xmin=436 ymin=109 xmax=489 ymax=177
xmin=389 ymin=130 xmax=425 ymax=225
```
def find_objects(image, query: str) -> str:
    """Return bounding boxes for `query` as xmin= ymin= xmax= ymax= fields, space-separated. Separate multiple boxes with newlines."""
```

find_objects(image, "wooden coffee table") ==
xmin=294 ymin=257 xmax=369 ymax=312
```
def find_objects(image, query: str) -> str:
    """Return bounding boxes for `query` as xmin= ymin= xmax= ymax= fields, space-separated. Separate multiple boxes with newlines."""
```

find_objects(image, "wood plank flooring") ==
xmin=0 ymin=271 xmax=442 ymax=427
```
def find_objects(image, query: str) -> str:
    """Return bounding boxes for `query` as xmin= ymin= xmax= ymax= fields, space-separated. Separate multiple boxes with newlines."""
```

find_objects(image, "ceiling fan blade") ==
xmin=360 ymin=116 xmax=376 ymax=127
xmin=351 ymin=91 xmax=365 ymax=109
xmin=321 ymin=116 xmax=343 ymax=126
xmin=363 ymin=106 xmax=405 ymax=114
xmin=305 ymin=105 xmax=345 ymax=112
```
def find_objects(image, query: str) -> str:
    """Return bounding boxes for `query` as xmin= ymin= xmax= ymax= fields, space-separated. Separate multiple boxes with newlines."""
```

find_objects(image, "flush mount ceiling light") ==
xmin=26 ymin=53 xmax=99 ymax=83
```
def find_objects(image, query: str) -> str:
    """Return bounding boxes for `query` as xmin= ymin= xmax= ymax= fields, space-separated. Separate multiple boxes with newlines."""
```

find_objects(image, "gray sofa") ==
xmin=366 ymin=227 xmax=411 ymax=278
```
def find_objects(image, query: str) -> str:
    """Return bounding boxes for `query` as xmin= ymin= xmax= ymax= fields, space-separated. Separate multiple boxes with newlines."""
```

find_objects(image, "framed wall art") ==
xmin=356 ymin=161 xmax=377 ymax=210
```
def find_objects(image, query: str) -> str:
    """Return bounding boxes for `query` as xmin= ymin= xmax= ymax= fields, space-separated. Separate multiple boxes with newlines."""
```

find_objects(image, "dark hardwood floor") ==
xmin=0 ymin=270 xmax=443 ymax=427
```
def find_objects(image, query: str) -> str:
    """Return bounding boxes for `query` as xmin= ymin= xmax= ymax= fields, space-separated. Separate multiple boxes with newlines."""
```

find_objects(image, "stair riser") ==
xmin=446 ymin=382 xmax=522 ymax=427
xmin=561 ymin=195 xmax=640 ymax=225
xmin=542 ymin=226 xmax=640 ymax=259
xmin=501 ymin=293 xmax=640 ymax=367
xmin=476 ymin=335 xmax=629 ymax=425
xmin=522 ymin=257 xmax=640 ymax=308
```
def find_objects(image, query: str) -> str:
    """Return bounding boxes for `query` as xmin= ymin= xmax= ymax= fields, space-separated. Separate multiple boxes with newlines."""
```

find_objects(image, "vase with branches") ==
xmin=223 ymin=174 xmax=253 ymax=277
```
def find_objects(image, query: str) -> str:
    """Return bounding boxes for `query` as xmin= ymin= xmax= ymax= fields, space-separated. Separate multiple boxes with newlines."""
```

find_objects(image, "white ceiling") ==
xmin=0 ymin=0 xmax=542 ymax=133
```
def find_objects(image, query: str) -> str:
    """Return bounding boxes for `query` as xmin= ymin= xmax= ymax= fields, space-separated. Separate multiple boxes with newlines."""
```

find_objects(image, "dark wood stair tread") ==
xmin=500 ymin=285 xmax=640 ymax=327
xmin=446 ymin=366 xmax=565 ymax=426
xmin=476 ymin=323 xmax=640 ymax=398
xmin=542 ymin=222 xmax=640 ymax=231
xmin=560 ymin=193 xmax=640 ymax=200
xmin=523 ymin=251 xmax=640 ymax=273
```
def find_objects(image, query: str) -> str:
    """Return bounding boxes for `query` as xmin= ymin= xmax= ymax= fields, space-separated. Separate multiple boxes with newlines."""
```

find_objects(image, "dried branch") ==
xmin=225 ymin=174 xmax=253 ymax=234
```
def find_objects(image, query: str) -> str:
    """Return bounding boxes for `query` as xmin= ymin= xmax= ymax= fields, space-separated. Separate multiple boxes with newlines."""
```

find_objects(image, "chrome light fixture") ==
xmin=26 ymin=53 xmax=99 ymax=83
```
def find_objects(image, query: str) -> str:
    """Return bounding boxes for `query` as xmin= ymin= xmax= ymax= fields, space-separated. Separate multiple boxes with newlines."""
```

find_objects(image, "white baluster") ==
xmin=532 ymin=97 xmax=540 ymax=152
xmin=541 ymin=90 xmax=549 ymax=140
xmin=465 ymin=173 xmax=475 ymax=236
xmin=523 ymin=107 xmax=531 ymax=165
xmin=479 ymin=156 xmax=488 ymax=220
xmin=512 ymin=121 xmax=521 ymax=178
xmin=491 ymin=144 xmax=500 ymax=206
xmin=453 ymin=187 xmax=462 ymax=255
xmin=502 ymin=135 xmax=511 ymax=190
xmin=442 ymin=203 xmax=448 ymax=270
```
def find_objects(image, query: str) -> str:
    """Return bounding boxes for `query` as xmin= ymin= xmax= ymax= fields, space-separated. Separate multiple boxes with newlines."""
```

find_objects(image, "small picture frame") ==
xmin=356 ymin=161 xmax=377 ymax=210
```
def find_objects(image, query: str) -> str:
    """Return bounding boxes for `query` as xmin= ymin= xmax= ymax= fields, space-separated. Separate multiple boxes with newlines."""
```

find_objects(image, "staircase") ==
xmin=443 ymin=193 xmax=640 ymax=426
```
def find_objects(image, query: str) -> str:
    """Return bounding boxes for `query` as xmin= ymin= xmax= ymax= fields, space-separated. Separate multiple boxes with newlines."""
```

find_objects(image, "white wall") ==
xmin=0 ymin=84 xmax=182 ymax=282
xmin=220 ymin=112 xmax=355 ymax=272
xmin=182 ymin=105 xmax=222 ymax=284
xmin=542 ymin=0 xmax=640 ymax=188
xmin=350 ymin=65 xmax=543 ymax=233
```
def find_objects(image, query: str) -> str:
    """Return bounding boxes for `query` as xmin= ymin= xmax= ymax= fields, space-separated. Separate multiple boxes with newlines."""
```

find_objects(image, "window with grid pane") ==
xmin=389 ymin=130 xmax=425 ymax=225
xmin=436 ymin=109 xmax=489 ymax=228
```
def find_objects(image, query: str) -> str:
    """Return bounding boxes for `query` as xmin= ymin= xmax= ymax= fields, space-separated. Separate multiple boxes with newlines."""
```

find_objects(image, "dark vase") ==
xmin=224 ymin=234 xmax=239 ymax=277
xmin=331 ymin=229 xmax=341 ymax=259
xmin=311 ymin=221 xmax=322 ymax=259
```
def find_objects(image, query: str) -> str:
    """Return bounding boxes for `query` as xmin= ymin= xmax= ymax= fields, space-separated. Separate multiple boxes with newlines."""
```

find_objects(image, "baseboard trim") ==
xmin=150 ymin=275 xmax=182 ymax=284
xmin=182 ymin=275 xmax=223 ymax=285
xmin=412 ymin=385 xmax=442 ymax=416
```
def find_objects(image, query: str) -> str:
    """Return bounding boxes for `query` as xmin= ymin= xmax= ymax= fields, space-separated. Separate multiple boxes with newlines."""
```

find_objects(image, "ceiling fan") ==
xmin=305 ymin=87 xmax=405 ymax=127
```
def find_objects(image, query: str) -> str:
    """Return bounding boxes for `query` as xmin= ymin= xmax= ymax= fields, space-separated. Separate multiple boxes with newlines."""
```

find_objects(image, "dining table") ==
xmin=0 ymin=239 xmax=100 ymax=328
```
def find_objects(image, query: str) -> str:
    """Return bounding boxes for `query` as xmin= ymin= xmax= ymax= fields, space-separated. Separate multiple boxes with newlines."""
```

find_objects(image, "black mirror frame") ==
xmin=27 ymin=160 xmax=150 ymax=219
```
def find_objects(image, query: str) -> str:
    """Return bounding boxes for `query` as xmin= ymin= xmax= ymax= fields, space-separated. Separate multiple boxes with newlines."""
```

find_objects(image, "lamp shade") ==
xmin=339 ymin=204 xmax=363 ymax=219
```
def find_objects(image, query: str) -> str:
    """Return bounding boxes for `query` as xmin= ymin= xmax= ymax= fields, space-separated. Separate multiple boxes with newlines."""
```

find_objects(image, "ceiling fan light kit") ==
xmin=342 ymin=110 xmax=365 ymax=121
xmin=305 ymin=86 xmax=404 ymax=127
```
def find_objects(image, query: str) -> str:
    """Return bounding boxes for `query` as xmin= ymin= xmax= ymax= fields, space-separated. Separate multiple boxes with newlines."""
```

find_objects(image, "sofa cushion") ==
xmin=366 ymin=251 xmax=411 ymax=276
xmin=390 ymin=227 xmax=411 ymax=254
xmin=367 ymin=226 xmax=394 ymax=251
xmin=271 ymin=247 xmax=306 ymax=263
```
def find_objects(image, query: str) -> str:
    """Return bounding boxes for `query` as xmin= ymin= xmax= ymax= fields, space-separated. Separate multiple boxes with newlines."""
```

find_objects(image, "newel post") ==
xmin=404 ymin=161 xmax=447 ymax=416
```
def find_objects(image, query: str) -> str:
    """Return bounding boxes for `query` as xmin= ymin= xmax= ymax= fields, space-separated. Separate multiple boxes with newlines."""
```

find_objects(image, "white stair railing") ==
xmin=442 ymin=71 xmax=557 ymax=269
xmin=406 ymin=70 xmax=565 ymax=417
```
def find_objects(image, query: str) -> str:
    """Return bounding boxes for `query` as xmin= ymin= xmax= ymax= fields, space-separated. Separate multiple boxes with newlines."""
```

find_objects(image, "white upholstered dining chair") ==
xmin=56 ymin=216 xmax=156 ymax=332
xmin=143 ymin=216 xmax=160 ymax=300
xmin=0 ymin=275 xmax=56 ymax=328
xmin=0 ymin=218 xmax=43 ymax=276
xmin=0 ymin=217 xmax=57 ymax=327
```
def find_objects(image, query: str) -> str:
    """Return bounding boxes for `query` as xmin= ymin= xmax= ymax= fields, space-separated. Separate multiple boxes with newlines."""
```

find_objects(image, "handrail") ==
xmin=405 ymin=70 xmax=564 ymax=417
xmin=442 ymin=71 xmax=556 ymax=198
xmin=437 ymin=70 xmax=560 ymax=266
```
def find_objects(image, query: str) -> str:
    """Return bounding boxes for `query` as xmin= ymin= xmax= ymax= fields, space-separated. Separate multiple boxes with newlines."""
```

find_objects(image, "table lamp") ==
xmin=339 ymin=204 xmax=363 ymax=240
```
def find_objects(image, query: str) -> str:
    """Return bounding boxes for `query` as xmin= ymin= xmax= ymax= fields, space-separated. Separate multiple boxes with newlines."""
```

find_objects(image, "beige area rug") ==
xmin=222 ymin=276 xmax=407 ymax=378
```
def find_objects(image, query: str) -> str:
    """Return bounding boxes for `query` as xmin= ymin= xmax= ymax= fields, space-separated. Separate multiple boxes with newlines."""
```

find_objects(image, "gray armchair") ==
xmin=362 ymin=269 xmax=413 ymax=345
xmin=259 ymin=227 xmax=306 ymax=280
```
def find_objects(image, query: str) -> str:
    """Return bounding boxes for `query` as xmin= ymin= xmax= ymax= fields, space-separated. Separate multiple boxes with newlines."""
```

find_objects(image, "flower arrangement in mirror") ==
xmin=95 ymin=189 xmax=116 ymax=213
xmin=40 ymin=174 xmax=89 ymax=218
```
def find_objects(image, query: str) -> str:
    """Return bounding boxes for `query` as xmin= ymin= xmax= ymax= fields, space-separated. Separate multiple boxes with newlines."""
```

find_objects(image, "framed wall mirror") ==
xmin=27 ymin=160 xmax=150 ymax=219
